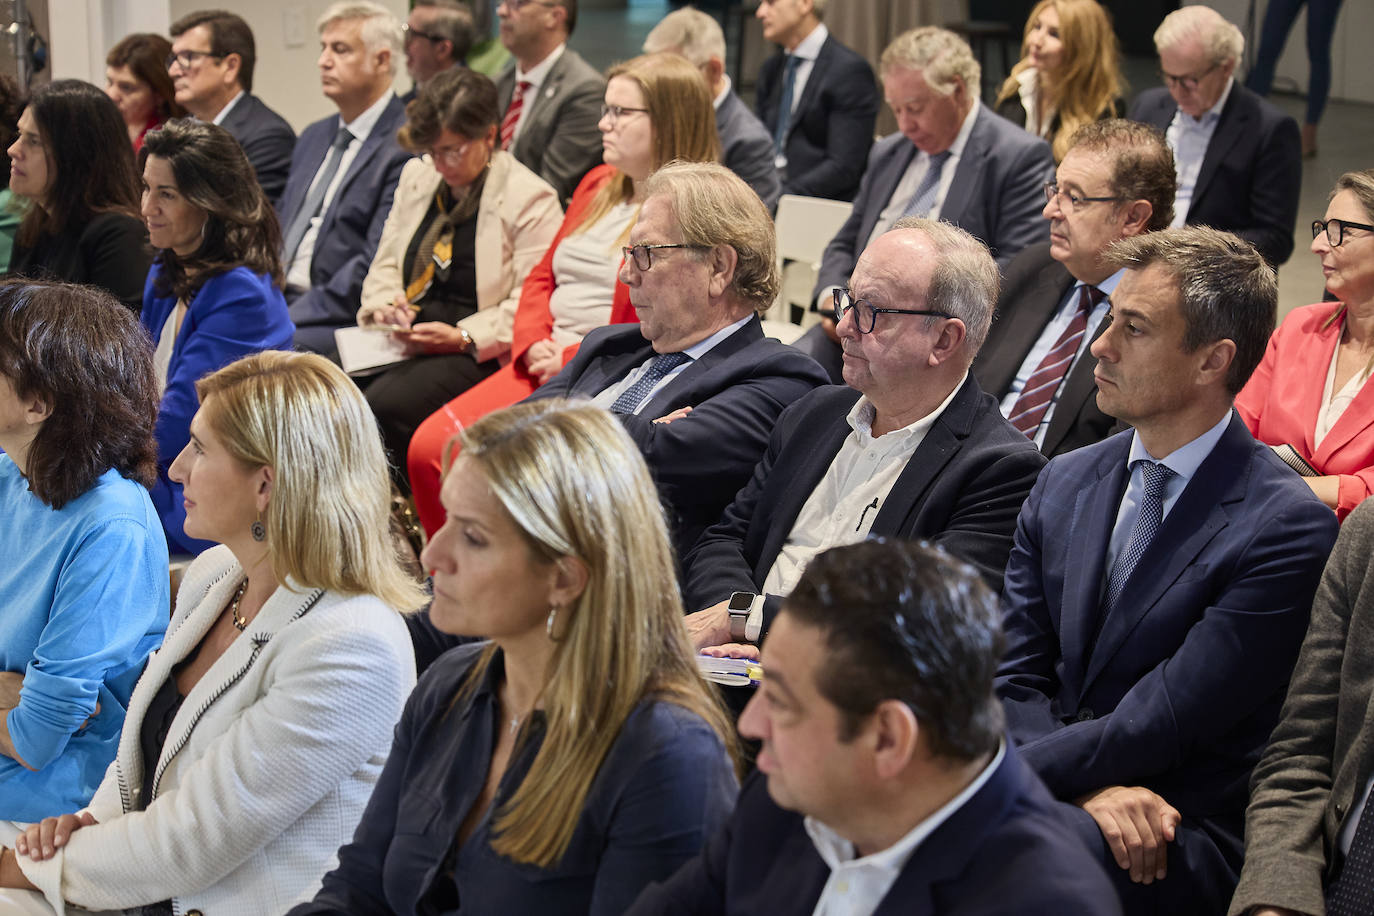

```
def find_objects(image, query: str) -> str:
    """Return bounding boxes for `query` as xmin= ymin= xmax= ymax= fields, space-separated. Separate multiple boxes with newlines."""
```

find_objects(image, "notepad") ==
xmin=697 ymin=655 xmax=763 ymax=687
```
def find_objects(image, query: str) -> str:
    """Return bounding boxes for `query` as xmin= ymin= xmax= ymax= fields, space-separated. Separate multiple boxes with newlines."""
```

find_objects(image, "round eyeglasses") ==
xmin=833 ymin=287 xmax=953 ymax=335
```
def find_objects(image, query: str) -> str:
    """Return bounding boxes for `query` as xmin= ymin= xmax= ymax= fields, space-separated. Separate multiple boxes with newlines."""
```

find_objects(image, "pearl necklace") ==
xmin=228 ymin=579 xmax=250 ymax=631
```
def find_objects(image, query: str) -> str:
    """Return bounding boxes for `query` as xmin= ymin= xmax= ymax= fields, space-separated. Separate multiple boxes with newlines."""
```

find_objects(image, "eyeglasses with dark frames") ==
xmin=1312 ymin=218 xmax=1374 ymax=247
xmin=402 ymin=23 xmax=445 ymax=43
xmin=622 ymin=244 xmax=710 ymax=271
xmin=501 ymin=0 xmax=559 ymax=11
xmin=166 ymin=49 xmax=224 ymax=71
xmin=1157 ymin=62 xmax=1220 ymax=92
xmin=833 ymin=287 xmax=953 ymax=335
xmin=1043 ymin=181 xmax=1123 ymax=211
xmin=600 ymin=103 xmax=651 ymax=124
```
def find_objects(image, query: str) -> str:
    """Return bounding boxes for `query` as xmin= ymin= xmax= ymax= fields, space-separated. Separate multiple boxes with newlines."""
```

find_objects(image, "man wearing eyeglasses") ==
xmin=680 ymin=218 xmax=1045 ymax=656
xmin=996 ymin=226 xmax=1337 ymax=916
xmin=168 ymin=10 xmax=295 ymax=205
xmin=494 ymin=0 xmax=604 ymax=204
xmin=401 ymin=0 xmax=475 ymax=102
xmin=1128 ymin=5 xmax=1301 ymax=268
xmin=972 ymin=120 xmax=1175 ymax=458
xmin=523 ymin=162 xmax=827 ymax=557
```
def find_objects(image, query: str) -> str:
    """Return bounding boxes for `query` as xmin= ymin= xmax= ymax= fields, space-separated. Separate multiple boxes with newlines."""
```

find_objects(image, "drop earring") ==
xmin=546 ymin=604 xmax=559 ymax=640
xmin=251 ymin=512 xmax=266 ymax=542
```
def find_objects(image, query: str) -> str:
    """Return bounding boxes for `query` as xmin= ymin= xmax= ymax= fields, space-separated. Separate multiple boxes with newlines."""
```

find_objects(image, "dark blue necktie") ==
xmin=1103 ymin=461 xmax=1176 ymax=613
xmin=1329 ymin=801 xmax=1374 ymax=915
xmin=773 ymin=55 xmax=801 ymax=154
xmin=610 ymin=352 xmax=689 ymax=415
xmin=283 ymin=126 xmax=352 ymax=265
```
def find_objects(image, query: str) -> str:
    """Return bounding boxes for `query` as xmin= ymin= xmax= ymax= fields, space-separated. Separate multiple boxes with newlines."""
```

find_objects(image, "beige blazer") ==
xmin=358 ymin=149 xmax=562 ymax=363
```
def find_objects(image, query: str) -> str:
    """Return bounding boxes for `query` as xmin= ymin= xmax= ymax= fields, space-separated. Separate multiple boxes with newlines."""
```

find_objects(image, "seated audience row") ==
xmin=104 ymin=33 xmax=185 ymax=152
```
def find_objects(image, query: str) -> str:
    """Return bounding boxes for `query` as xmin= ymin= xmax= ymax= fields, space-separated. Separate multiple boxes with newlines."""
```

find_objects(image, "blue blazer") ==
xmin=815 ymin=107 xmax=1053 ymax=299
xmin=528 ymin=317 xmax=828 ymax=555
xmin=1128 ymin=84 xmax=1300 ymax=267
xmin=277 ymin=95 xmax=412 ymax=351
xmin=755 ymin=34 xmax=878 ymax=202
xmin=291 ymin=643 xmax=738 ymax=916
xmin=141 ymin=264 xmax=294 ymax=554
xmin=220 ymin=92 xmax=297 ymax=206
xmin=996 ymin=415 xmax=1337 ymax=908
xmin=716 ymin=89 xmax=780 ymax=212
xmin=680 ymin=377 xmax=1046 ymax=630
xmin=626 ymin=745 xmax=1122 ymax=916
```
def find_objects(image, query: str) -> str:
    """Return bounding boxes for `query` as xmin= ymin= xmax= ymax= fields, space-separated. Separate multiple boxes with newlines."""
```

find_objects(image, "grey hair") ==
xmin=1153 ymin=5 xmax=1244 ymax=66
xmin=318 ymin=1 xmax=403 ymax=75
xmin=642 ymin=7 xmax=726 ymax=68
xmin=880 ymin=27 xmax=981 ymax=98
xmin=889 ymin=216 xmax=998 ymax=355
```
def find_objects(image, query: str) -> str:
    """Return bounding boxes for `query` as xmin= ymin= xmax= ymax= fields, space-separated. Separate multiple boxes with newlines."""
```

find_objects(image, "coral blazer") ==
xmin=1237 ymin=302 xmax=1374 ymax=520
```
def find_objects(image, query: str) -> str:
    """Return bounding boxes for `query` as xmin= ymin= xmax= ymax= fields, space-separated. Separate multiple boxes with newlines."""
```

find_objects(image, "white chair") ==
xmin=767 ymin=194 xmax=853 ymax=330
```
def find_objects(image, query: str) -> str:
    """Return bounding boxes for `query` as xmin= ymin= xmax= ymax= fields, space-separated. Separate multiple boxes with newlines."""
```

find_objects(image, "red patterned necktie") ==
xmin=1008 ymin=285 xmax=1106 ymax=438
xmin=500 ymin=80 xmax=531 ymax=150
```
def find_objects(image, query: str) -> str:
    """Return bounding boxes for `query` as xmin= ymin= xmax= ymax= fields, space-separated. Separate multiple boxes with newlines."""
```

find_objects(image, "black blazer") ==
xmin=627 ymin=746 xmax=1122 ymax=916
xmin=1128 ymin=84 xmax=1300 ymax=267
xmin=680 ymin=377 xmax=1046 ymax=631
xmin=529 ymin=317 xmax=829 ymax=555
xmin=993 ymin=94 xmax=1124 ymax=152
xmin=220 ymin=92 xmax=297 ymax=207
xmin=971 ymin=243 xmax=1120 ymax=457
xmin=755 ymin=34 xmax=878 ymax=202
xmin=7 ymin=211 xmax=150 ymax=314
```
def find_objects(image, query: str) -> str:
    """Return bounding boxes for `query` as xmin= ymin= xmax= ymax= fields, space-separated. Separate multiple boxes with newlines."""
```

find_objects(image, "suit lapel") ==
xmin=513 ymin=56 xmax=567 ymax=160
xmin=861 ymin=142 xmax=919 ymax=246
xmin=1040 ymin=313 xmax=1110 ymax=456
xmin=979 ymin=259 xmax=1074 ymax=396
xmin=1082 ymin=416 xmax=1249 ymax=690
xmin=280 ymin=120 xmax=336 ymax=225
xmin=640 ymin=318 xmax=764 ymax=418
xmin=1311 ymin=318 xmax=1371 ymax=462
xmin=939 ymin=111 xmax=989 ymax=226
xmin=786 ymin=37 xmax=833 ymax=142
xmin=1193 ymin=89 xmax=1248 ymax=211
xmin=324 ymin=98 xmax=401 ymax=220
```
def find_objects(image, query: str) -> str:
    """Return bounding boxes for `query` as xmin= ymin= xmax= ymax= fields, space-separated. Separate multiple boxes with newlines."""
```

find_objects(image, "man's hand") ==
xmin=699 ymin=643 xmax=759 ymax=660
xmin=654 ymin=406 xmax=692 ymax=424
xmin=685 ymin=601 xmax=732 ymax=650
xmin=1077 ymin=785 xmax=1181 ymax=884
xmin=523 ymin=339 xmax=562 ymax=385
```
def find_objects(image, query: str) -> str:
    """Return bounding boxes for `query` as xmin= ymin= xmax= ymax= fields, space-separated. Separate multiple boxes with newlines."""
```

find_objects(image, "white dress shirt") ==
xmin=998 ymin=270 xmax=1122 ymax=446
xmin=286 ymin=89 xmax=395 ymax=290
xmin=591 ymin=315 xmax=752 ymax=413
xmin=774 ymin=23 xmax=829 ymax=169
xmin=805 ymin=742 xmax=1006 ymax=916
xmin=510 ymin=42 xmax=566 ymax=145
xmin=1167 ymin=78 xmax=1233 ymax=227
xmin=210 ymin=90 xmax=245 ymax=126
xmin=759 ymin=375 xmax=968 ymax=602
xmin=1012 ymin=67 xmax=1055 ymax=139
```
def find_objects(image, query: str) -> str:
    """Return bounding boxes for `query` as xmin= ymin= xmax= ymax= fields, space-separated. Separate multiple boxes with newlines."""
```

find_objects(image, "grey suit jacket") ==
xmin=814 ymin=106 xmax=1053 ymax=299
xmin=1229 ymin=501 xmax=1374 ymax=916
xmin=220 ymin=92 xmax=297 ymax=206
xmin=717 ymin=89 xmax=780 ymax=212
xmin=497 ymin=48 xmax=605 ymax=204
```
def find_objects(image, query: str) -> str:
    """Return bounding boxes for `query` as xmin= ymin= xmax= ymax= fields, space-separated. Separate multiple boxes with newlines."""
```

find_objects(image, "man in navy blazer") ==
xmin=1127 ymin=6 xmax=1300 ymax=268
xmin=681 ymin=218 xmax=1044 ymax=653
xmin=754 ymin=0 xmax=877 ymax=202
xmin=169 ymin=10 xmax=296 ymax=205
xmin=643 ymin=9 xmax=780 ymax=211
xmin=996 ymin=227 xmax=1338 ymax=915
xmin=630 ymin=541 xmax=1121 ymax=916
xmin=528 ymin=162 xmax=827 ymax=555
xmin=278 ymin=2 xmax=413 ymax=356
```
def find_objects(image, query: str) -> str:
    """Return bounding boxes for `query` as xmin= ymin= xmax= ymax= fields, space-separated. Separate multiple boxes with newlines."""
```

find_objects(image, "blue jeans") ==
xmin=1245 ymin=0 xmax=1345 ymax=125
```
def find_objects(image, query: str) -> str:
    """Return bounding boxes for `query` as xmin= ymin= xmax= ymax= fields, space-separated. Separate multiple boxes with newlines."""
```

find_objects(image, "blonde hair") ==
xmin=1153 ymin=5 xmax=1244 ymax=66
xmin=450 ymin=399 xmax=737 ymax=866
xmin=642 ymin=7 xmax=725 ymax=67
xmin=573 ymin=53 xmax=720 ymax=239
xmin=881 ymin=27 xmax=981 ymax=98
xmin=195 ymin=351 xmax=426 ymax=612
xmin=994 ymin=0 xmax=1124 ymax=161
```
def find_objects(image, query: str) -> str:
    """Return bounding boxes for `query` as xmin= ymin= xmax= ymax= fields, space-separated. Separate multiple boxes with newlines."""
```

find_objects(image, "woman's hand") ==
xmin=402 ymin=322 xmax=471 ymax=356
xmin=14 ymin=811 xmax=97 ymax=860
xmin=363 ymin=294 xmax=416 ymax=332
xmin=523 ymin=339 xmax=562 ymax=385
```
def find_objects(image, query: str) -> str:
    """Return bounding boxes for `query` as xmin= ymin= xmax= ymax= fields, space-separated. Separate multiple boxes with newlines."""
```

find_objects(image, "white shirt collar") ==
xmin=791 ymin=22 xmax=828 ymax=61
xmin=342 ymin=88 xmax=394 ymax=139
xmin=805 ymin=741 xmax=1006 ymax=874
xmin=516 ymin=42 xmax=566 ymax=90
xmin=210 ymin=90 xmax=246 ymax=126
xmin=847 ymin=371 xmax=969 ymax=445
xmin=683 ymin=314 xmax=752 ymax=359
xmin=1127 ymin=409 xmax=1232 ymax=480
xmin=712 ymin=75 xmax=732 ymax=110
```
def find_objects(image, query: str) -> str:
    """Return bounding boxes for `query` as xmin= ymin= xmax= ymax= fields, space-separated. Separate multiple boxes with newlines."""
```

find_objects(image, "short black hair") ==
xmin=781 ymin=539 xmax=1005 ymax=760
xmin=169 ymin=9 xmax=257 ymax=92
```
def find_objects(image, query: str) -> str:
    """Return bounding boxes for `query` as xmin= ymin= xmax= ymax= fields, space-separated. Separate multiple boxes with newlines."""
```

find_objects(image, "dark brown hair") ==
xmin=0 ymin=281 xmax=158 ymax=508
xmin=106 ymin=33 xmax=187 ymax=123
xmin=140 ymin=118 xmax=284 ymax=299
xmin=397 ymin=66 xmax=498 ymax=151
xmin=169 ymin=9 xmax=257 ymax=92
xmin=1068 ymin=119 xmax=1176 ymax=232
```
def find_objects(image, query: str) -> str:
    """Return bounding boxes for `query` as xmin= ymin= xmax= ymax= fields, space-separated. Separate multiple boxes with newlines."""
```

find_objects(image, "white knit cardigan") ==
xmin=19 ymin=545 xmax=416 ymax=915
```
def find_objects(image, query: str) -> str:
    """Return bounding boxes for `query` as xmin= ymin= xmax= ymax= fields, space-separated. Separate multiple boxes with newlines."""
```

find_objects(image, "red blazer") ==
xmin=510 ymin=164 xmax=636 ymax=366
xmin=1236 ymin=302 xmax=1374 ymax=520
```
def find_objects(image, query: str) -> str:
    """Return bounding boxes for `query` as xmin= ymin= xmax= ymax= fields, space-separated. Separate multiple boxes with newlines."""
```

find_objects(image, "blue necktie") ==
xmin=773 ymin=55 xmax=801 ymax=154
xmin=900 ymin=150 xmax=953 ymax=219
xmin=283 ymin=126 xmax=353 ymax=265
xmin=610 ymin=353 xmax=690 ymax=415
xmin=1103 ymin=461 xmax=1177 ymax=613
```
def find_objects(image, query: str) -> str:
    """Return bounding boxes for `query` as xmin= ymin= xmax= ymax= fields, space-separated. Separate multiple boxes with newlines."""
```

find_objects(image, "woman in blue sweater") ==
xmin=138 ymin=118 xmax=294 ymax=554
xmin=0 ymin=280 xmax=168 ymax=823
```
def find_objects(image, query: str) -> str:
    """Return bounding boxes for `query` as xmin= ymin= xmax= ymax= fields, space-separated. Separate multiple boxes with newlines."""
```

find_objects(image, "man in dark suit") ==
xmin=973 ymin=120 xmax=1175 ymax=458
xmin=528 ymin=162 xmax=827 ymax=554
xmin=1128 ymin=5 xmax=1301 ymax=268
xmin=629 ymin=540 xmax=1121 ymax=916
xmin=996 ymin=226 xmax=1338 ymax=916
xmin=643 ymin=8 xmax=780 ymax=211
xmin=795 ymin=27 xmax=1055 ymax=384
xmin=494 ymin=0 xmax=603 ymax=204
xmin=168 ymin=10 xmax=296 ymax=205
xmin=278 ymin=2 xmax=412 ymax=356
xmin=401 ymin=0 xmax=474 ymax=102
xmin=754 ymin=0 xmax=877 ymax=202
xmin=681 ymin=218 xmax=1045 ymax=653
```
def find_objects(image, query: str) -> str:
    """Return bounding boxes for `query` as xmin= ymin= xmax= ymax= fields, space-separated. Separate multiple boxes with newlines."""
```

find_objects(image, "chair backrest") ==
xmin=774 ymin=194 xmax=854 ymax=268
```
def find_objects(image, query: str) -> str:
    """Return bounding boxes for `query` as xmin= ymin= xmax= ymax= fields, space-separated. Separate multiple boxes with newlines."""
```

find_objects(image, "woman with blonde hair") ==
xmin=4 ymin=351 xmax=426 ymax=916
xmin=994 ymin=0 xmax=1124 ymax=162
xmin=293 ymin=399 xmax=738 ymax=915
xmin=404 ymin=51 xmax=720 ymax=533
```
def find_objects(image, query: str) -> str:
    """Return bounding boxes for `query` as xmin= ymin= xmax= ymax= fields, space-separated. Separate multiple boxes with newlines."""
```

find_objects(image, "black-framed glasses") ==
xmin=833 ymin=288 xmax=952 ymax=335
xmin=402 ymin=23 xmax=444 ymax=43
xmin=166 ymin=49 xmax=224 ymax=71
xmin=1157 ymin=63 xmax=1220 ymax=92
xmin=1313 ymin=218 xmax=1374 ymax=247
xmin=501 ymin=0 xmax=558 ymax=10
xmin=621 ymin=244 xmax=709 ymax=271
xmin=600 ymin=103 xmax=650 ymax=124
xmin=1043 ymin=181 xmax=1122 ymax=211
